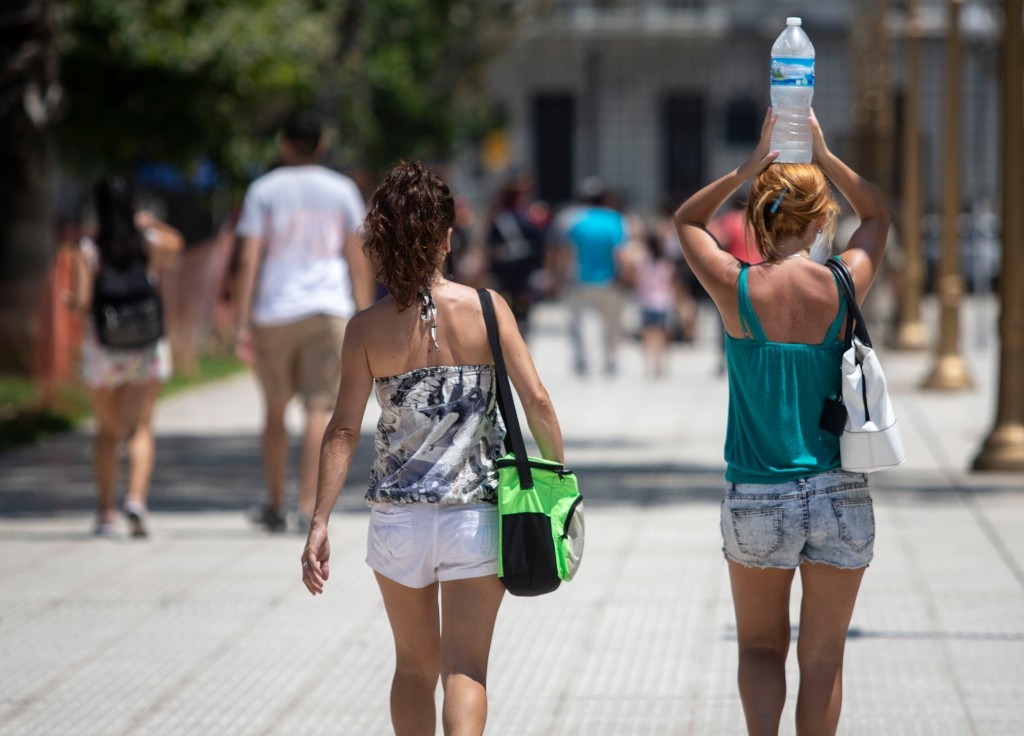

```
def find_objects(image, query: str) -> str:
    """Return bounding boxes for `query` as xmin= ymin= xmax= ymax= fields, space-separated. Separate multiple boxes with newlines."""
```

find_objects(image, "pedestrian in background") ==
xmin=633 ymin=226 xmax=676 ymax=379
xmin=483 ymin=171 xmax=548 ymax=337
xmin=68 ymin=177 xmax=183 ymax=538
xmin=550 ymin=176 xmax=629 ymax=376
xmin=234 ymin=110 xmax=375 ymax=532
xmin=300 ymin=161 xmax=565 ymax=736
xmin=674 ymin=109 xmax=889 ymax=736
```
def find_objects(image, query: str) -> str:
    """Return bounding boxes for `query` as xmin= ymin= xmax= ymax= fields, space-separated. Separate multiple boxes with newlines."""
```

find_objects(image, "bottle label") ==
xmin=770 ymin=57 xmax=815 ymax=87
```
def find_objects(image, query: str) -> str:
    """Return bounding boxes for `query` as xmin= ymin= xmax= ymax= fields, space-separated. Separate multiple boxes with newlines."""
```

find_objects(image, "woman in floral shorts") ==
xmin=70 ymin=177 xmax=182 ymax=538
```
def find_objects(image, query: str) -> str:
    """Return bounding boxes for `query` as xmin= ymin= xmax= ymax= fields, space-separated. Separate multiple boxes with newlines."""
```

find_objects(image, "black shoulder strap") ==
xmin=477 ymin=288 xmax=535 ymax=490
xmin=825 ymin=257 xmax=872 ymax=350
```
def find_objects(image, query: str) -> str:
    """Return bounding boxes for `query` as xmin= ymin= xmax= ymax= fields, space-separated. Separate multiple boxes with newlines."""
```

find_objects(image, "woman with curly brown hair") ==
xmin=300 ymin=161 xmax=564 ymax=735
xmin=674 ymin=110 xmax=889 ymax=736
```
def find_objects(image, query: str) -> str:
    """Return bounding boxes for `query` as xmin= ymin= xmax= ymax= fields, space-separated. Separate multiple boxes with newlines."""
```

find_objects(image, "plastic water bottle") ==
xmin=770 ymin=17 xmax=815 ymax=163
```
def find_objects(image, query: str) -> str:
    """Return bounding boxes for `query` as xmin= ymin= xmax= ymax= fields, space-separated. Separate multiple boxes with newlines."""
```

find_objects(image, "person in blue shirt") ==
xmin=551 ymin=177 xmax=629 ymax=375
xmin=673 ymin=109 xmax=889 ymax=736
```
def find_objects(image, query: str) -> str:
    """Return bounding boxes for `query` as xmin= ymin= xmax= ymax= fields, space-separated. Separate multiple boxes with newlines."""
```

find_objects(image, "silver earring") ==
xmin=817 ymin=228 xmax=823 ymax=234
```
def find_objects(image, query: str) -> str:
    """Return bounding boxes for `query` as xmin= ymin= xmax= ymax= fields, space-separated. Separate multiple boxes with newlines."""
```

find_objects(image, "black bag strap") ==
xmin=477 ymin=288 xmax=535 ymax=490
xmin=825 ymin=257 xmax=875 ymax=420
xmin=825 ymin=257 xmax=872 ymax=350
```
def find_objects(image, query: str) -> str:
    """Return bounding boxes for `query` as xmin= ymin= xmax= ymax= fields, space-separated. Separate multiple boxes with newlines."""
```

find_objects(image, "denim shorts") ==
xmin=640 ymin=308 xmax=670 ymax=329
xmin=721 ymin=469 xmax=874 ymax=570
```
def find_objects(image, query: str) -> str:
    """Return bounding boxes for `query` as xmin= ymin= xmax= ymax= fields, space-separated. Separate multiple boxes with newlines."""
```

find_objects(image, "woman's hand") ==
xmin=234 ymin=325 xmax=258 ymax=365
xmin=738 ymin=107 xmax=780 ymax=179
xmin=301 ymin=523 xmax=331 ymax=595
xmin=809 ymin=109 xmax=832 ymax=163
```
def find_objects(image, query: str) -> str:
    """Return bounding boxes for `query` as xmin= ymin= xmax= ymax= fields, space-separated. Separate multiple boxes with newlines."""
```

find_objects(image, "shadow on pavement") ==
xmin=0 ymin=429 xmax=1011 ymax=519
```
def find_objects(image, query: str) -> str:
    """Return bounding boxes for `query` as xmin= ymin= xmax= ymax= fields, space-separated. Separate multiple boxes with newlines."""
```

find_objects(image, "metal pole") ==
xmin=923 ymin=0 xmax=973 ymax=389
xmin=894 ymin=0 xmax=928 ymax=349
xmin=973 ymin=0 xmax=1024 ymax=470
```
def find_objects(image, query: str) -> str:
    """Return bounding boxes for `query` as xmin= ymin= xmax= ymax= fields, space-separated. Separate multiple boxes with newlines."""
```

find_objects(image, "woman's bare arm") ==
xmin=672 ymin=108 xmax=779 ymax=313
xmin=491 ymin=290 xmax=564 ymax=464
xmin=135 ymin=211 xmax=184 ymax=270
xmin=809 ymin=113 xmax=890 ymax=300
xmin=301 ymin=314 xmax=373 ymax=595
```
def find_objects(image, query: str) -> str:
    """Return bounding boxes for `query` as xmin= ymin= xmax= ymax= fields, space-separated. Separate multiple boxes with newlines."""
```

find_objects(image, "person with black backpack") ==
xmin=68 ymin=177 xmax=183 ymax=538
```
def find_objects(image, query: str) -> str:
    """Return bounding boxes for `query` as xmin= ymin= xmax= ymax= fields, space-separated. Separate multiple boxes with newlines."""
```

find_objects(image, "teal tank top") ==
xmin=723 ymin=263 xmax=847 ymax=484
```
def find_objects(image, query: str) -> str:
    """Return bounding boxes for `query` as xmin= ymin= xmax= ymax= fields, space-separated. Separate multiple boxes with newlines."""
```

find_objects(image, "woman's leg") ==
xmin=439 ymin=575 xmax=505 ymax=736
xmin=122 ymin=382 xmax=160 ymax=536
xmin=728 ymin=560 xmax=797 ymax=736
xmin=125 ymin=382 xmax=160 ymax=507
xmin=642 ymin=324 xmax=669 ymax=379
xmin=794 ymin=562 xmax=866 ymax=736
xmin=88 ymin=387 xmax=122 ymax=526
xmin=262 ymin=400 xmax=289 ymax=514
xmin=375 ymin=572 xmax=442 ymax=736
xmin=641 ymin=326 xmax=658 ymax=377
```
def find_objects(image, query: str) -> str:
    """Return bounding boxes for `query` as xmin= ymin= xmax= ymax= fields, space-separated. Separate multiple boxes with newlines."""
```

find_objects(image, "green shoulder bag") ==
xmin=478 ymin=289 xmax=585 ymax=596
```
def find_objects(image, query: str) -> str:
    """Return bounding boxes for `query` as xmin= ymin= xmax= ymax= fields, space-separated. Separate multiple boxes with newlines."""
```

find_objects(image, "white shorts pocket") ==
xmin=368 ymin=506 xmax=413 ymax=560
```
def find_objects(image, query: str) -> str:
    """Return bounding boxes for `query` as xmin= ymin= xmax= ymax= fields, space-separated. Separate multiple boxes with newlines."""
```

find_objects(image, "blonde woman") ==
xmin=673 ymin=110 xmax=889 ymax=735
xmin=301 ymin=161 xmax=564 ymax=736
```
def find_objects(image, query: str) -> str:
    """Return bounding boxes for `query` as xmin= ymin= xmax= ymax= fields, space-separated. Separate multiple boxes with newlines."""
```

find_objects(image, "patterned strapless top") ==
xmin=366 ymin=365 xmax=506 ymax=506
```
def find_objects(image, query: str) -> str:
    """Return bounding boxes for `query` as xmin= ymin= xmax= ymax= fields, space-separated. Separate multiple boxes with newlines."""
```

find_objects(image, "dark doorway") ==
xmin=662 ymin=93 xmax=705 ymax=203
xmin=532 ymin=94 xmax=575 ymax=205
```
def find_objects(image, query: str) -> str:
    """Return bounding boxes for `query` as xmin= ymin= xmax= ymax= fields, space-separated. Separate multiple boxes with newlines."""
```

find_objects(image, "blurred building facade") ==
xmin=482 ymin=0 xmax=1001 ymax=214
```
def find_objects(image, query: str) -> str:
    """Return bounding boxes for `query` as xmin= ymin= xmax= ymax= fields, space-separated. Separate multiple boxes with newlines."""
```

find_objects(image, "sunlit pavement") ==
xmin=1 ymin=296 xmax=1022 ymax=735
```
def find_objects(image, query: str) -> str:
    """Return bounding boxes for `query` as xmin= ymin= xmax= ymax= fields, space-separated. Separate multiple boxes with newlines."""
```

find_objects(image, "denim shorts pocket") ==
xmin=730 ymin=507 xmax=784 ymax=558
xmin=370 ymin=507 xmax=413 ymax=559
xmin=832 ymin=498 xmax=875 ymax=552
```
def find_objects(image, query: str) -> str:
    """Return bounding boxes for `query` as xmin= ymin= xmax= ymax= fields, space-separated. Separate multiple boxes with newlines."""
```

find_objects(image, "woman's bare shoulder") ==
xmin=348 ymin=296 xmax=398 ymax=336
xmin=748 ymin=261 xmax=842 ymax=318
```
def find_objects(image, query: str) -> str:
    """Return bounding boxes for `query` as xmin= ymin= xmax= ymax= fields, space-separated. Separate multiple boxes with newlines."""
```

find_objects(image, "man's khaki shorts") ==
xmin=253 ymin=314 xmax=347 ymax=410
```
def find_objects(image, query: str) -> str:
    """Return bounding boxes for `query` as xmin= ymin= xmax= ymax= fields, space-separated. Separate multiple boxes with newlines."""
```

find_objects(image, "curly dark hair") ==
xmin=363 ymin=161 xmax=455 ymax=309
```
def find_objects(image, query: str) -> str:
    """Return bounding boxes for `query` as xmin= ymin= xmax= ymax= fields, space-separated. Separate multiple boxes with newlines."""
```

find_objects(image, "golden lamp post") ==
xmin=893 ymin=0 xmax=928 ymax=350
xmin=923 ymin=0 xmax=973 ymax=390
xmin=973 ymin=0 xmax=1024 ymax=470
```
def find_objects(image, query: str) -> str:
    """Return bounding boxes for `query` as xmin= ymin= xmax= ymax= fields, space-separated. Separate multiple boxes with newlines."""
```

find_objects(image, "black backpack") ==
xmin=92 ymin=260 xmax=165 ymax=349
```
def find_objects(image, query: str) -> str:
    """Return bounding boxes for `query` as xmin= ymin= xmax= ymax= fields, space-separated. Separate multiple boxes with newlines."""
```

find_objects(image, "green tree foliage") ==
xmin=60 ymin=0 xmax=336 ymax=177
xmin=59 ymin=0 xmax=534 ymax=179
xmin=337 ymin=0 xmax=533 ymax=172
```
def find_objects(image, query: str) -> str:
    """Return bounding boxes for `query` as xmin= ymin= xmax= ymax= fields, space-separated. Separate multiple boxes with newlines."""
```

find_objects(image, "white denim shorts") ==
xmin=365 ymin=502 xmax=499 ymax=589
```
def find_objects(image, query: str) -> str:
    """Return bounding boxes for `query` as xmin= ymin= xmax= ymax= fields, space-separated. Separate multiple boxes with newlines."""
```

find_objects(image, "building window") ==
xmin=532 ymin=94 xmax=576 ymax=204
xmin=724 ymin=97 xmax=760 ymax=145
xmin=662 ymin=93 xmax=705 ymax=202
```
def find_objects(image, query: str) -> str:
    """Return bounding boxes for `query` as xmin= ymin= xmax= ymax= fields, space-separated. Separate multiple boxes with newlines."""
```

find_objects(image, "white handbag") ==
xmin=825 ymin=259 xmax=906 ymax=473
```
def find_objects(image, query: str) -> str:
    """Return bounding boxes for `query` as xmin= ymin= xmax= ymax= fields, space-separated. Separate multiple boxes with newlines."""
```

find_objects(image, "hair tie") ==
xmin=769 ymin=187 xmax=788 ymax=214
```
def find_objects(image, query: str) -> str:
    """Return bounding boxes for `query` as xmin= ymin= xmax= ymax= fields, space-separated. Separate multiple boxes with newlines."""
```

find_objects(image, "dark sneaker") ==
xmin=251 ymin=505 xmax=286 ymax=533
xmin=123 ymin=499 xmax=149 ymax=539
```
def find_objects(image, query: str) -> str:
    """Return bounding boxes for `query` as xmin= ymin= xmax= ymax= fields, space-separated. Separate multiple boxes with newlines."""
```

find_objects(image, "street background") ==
xmin=1 ymin=299 xmax=1022 ymax=735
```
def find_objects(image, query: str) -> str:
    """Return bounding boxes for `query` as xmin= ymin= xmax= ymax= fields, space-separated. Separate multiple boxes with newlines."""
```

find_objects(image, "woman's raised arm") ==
xmin=809 ymin=112 xmax=890 ymax=300
xmin=672 ymin=109 xmax=779 ymax=305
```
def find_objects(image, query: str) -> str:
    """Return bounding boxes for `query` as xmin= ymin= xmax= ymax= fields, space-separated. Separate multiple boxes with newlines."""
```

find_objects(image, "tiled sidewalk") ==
xmin=1 ymin=301 xmax=1022 ymax=735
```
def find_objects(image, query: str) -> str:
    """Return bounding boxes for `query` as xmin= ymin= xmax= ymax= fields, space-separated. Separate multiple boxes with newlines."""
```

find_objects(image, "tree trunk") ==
xmin=0 ymin=0 xmax=60 ymax=375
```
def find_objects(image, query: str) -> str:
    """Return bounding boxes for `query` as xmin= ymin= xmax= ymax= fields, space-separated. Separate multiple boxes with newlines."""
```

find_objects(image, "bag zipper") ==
xmin=561 ymin=495 xmax=583 ymax=539
xmin=495 ymin=457 xmax=574 ymax=479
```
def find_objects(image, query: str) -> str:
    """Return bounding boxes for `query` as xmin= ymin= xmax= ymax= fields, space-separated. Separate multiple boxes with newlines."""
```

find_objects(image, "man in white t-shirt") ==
xmin=234 ymin=111 xmax=374 ymax=532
